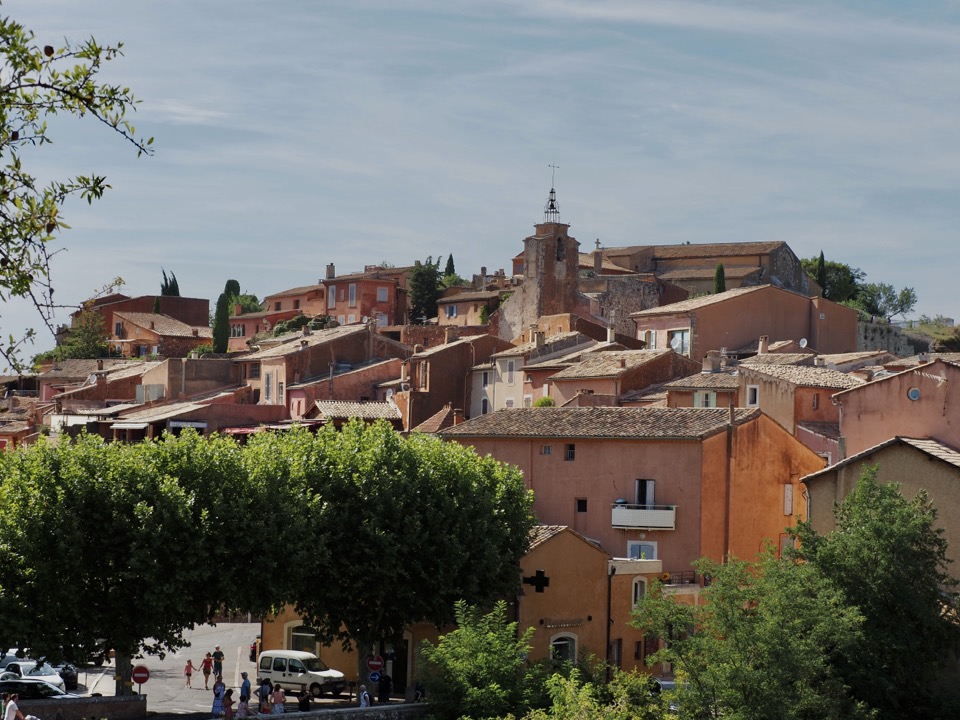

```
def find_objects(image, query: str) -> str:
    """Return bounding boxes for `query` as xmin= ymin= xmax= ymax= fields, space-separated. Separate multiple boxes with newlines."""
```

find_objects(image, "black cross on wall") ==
xmin=523 ymin=569 xmax=550 ymax=593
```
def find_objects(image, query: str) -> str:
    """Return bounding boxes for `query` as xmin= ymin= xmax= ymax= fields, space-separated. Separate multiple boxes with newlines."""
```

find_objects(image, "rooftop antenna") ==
xmin=544 ymin=163 xmax=560 ymax=223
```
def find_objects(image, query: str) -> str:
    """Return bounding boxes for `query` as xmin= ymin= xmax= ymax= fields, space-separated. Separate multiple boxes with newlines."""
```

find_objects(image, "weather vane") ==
xmin=544 ymin=163 xmax=560 ymax=222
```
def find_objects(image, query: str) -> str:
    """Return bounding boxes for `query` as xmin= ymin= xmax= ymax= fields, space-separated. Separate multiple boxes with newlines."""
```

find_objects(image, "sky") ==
xmin=4 ymin=0 xmax=960 ymax=357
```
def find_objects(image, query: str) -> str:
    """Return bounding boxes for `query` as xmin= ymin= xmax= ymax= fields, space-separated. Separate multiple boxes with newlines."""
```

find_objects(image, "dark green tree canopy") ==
xmin=0 ymin=14 xmax=152 ymax=370
xmin=713 ymin=263 xmax=725 ymax=294
xmin=801 ymin=254 xmax=864 ymax=302
xmin=409 ymin=256 xmax=442 ymax=323
xmin=160 ymin=269 xmax=180 ymax=296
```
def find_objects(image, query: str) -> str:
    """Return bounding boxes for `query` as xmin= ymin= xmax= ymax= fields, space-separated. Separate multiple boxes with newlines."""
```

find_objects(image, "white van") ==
xmin=256 ymin=650 xmax=346 ymax=697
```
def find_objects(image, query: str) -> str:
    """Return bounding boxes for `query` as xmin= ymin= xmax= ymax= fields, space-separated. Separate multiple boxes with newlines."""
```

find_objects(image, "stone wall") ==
xmin=857 ymin=322 xmax=914 ymax=356
xmin=18 ymin=694 xmax=145 ymax=720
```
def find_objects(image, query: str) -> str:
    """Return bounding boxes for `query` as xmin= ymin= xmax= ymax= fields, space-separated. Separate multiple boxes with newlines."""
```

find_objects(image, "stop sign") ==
xmin=366 ymin=655 xmax=384 ymax=672
xmin=131 ymin=665 xmax=150 ymax=684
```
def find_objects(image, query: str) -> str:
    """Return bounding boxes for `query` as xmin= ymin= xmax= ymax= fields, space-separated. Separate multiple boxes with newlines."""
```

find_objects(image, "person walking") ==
xmin=200 ymin=653 xmax=214 ymax=690
xmin=184 ymin=659 xmax=197 ymax=688
xmin=258 ymin=679 xmax=273 ymax=714
xmin=239 ymin=671 xmax=251 ymax=705
xmin=270 ymin=684 xmax=285 ymax=715
xmin=212 ymin=675 xmax=226 ymax=717
xmin=212 ymin=645 xmax=225 ymax=679
xmin=296 ymin=688 xmax=310 ymax=713
xmin=358 ymin=684 xmax=371 ymax=708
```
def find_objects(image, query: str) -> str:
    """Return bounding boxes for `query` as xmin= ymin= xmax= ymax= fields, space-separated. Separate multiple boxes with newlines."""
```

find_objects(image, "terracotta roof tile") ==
xmin=529 ymin=525 xmax=568 ymax=549
xmin=658 ymin=266 xmax=762 ymax=281
xmin=239 ymin=325 xmax=367 ymax=361
xmin=739 ymin=363 xmax=864 ymax=389
xmin=313 ymin=400 xmax=400 ymax=421
xmin=740 ymin=353 xmax=816 ymax=366
xmin=605 ymin=241 xmax=785 ymax=261
xmin=114 ymin=312 xmax=212 ymax=339
xmin=664 ymin=371 xmax=740 ymax=390
xmin=803 ymin=436 xmax=960 ymax=482
xmin=413 ymin=404 xmax=457 ymax=433
xmin=39 ymin=358 xmax=143 ymax=379
xmin=441 ymin=406 xmax=761 ymax=440
xmin=796 ymin=421 xmax=841 ymax=440
xmin=549 ymin=350 xmax=672 ymax=380
xmin=264 ymin=284 xmax=321 ymax=299
xmin=629 ymin=285 xmax=767 ymax=317
xmin=490 ymin=332 xmax=587 ymax=358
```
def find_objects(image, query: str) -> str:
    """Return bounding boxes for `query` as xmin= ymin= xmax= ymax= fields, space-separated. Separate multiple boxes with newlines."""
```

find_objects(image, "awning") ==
xmin=111 ymin=422 xmax=150 ymax=430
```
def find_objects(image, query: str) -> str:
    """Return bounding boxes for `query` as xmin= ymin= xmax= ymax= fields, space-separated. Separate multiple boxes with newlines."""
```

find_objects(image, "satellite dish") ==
xmin=799 ymin=338 xmax=808 ymax=348
xmin=670 ymin=335 xmax=681 ymax=350
xmin=385 ymin=388 xmax=394 ymax=399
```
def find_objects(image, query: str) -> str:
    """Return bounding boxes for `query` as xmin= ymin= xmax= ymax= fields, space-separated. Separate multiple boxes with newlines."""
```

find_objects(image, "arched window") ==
xmin=550 ymin=634 xmax=577 ymax=662
xmin=481 ymin=398 xmax=489 ymax=415
xmin=633 ymin=577 xmax=647 ymax=605
xmin=556 ymin=237 xmax=566 ymax=261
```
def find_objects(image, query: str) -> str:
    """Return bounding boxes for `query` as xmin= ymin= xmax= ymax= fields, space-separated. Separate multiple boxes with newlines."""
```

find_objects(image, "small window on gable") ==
xmin=575 ymin=498 xmax=587 ymax=513
xmin=746 ymin=385 xmax=760 ymax=407
xmin=540 ymin=444 xmax=552 ymax=456
xmin=565 ymin=443 xmax=576 ymax=461
xmin=274 ymin=301 xmax=282 ymax=311
xmin=377 ymin=286 xmax=388 ymax=302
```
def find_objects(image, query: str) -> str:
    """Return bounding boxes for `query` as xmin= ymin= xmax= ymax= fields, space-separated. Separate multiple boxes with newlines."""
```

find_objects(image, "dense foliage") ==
xmin=802 ymin=254 xmax=916 ymax=321
xmin=0 ymin=12 xmax=152 ymax=370
xmin=410 ymin=256 xmax=442 ymax=322
xmin=0 ymin=421 xmax=533 ymax=697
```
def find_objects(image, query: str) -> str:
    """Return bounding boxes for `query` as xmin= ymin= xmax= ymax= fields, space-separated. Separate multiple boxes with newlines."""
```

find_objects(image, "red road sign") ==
xmin=132 ymin=665 xmax=150 ymax=684
xmin=366 ymin=655 xmax=384 ymax=672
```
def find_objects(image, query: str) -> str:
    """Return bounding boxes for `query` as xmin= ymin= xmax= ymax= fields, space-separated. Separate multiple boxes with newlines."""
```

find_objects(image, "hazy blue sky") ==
xmin=5 ymin=0 xmax=960 ymax=356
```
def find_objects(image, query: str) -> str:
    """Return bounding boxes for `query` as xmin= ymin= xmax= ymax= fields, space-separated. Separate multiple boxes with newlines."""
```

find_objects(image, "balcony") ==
xmin=611 ymin=502 xmax=676 ymax=530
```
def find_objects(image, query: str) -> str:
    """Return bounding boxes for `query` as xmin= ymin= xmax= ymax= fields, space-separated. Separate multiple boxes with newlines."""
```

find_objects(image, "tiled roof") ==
xmin=817 ymin=351 xmax=894 ymax=365
xmin=529 ymin=525 xmax=567 ymax=549
xmin=885 ymin=353 xmax=960 ymax=369
xmin=0 ymin=419 xmax=32 ymax=433
xmin=605 ymin=241 xmax=785 ymax=261
xmin=238 ymin=325 xmax=367 ymax=361
xmin=101 ymin=361 xmax=163 ymax=380
xmin=441 ymin=406 xmax=761 ymax=440
xmin=323 ymin=269 xmax=399 ymax=283
xmin=741 ymin=353 xmax=816 ymax=366
xmin=664 ymin=371 xmax=739 ymax=390
xmin=796 ymin=421 xmax=841 ymax=441
xmin=803 ymin=436 xmax=960 ymax=483
xmin=739 ymin=364 xmax=864 ymax=389
xmin=621 ymin=383 xmax=669 ymax=404
xmin=264 ymin=284 xmax=321 ymax=299
xmin=549 ymin=350 xmax=671 ymax=380
xmin=313 ymin=400 xmax=400 ymax=421
xmin=115 ymin=401 xmax=208 ymax=423
xmin=39 ymin=358 xmax=143 ymax=379
xmin=437 ymin=289 xmax=506 ymax=304
xmin=577 ymin=253 xmax=631 ymax=273
xmin=733 ymin=338 xmax=811 ymax=353
xmin=114 ymin=312 xmax=212 ymax=339
xmin=413 ymin=404 xmax=457 ymax=433
xmin=490 ymin=332 xmax=586 ymax=358
xmin=658 ymin=266 xmax=762 ymax=281
xmin=629 ymin=285 xmax=767 ymax=317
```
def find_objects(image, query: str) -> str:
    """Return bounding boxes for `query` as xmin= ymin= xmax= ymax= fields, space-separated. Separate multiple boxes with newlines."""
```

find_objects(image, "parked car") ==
xmin=0 ymin=678 xmax=79 ymax=699
xmin=0 ymin=655 xmax=65 ymax=691
xmin=256 ymin=650 xmax=345 ymax=697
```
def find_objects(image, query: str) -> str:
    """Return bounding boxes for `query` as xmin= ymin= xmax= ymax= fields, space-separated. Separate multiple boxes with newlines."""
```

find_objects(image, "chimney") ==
xmin=192 ymin=328 xmax=199 ymax=337
xmin=535 ymin=331 xmax=545 ymax=348
xmin=453 ymin=408 xmax=464 ymax=425
xmin=593 ymin=250 xmax=603 ymax=274
xmin=414 ymin=344 xmax=424 ymax=354
xmin=618 ymin=357 xmax=626 ymax=369
xmin=233 ymin=303 xmax=242 ymax=316
xmin=326 ymin=263 xmax=336 ymax=279
xmin=97 ymin=359 xmax=104 ymax=371
xmin=529 ymin=324 xmax=538 ymax=343
xmin=919 ymin=352 xmax=930 ymax=364
xmin=814 ymin=356 xmax=826 ymax=367
xmin=703 ymin=350 xmax=721 ymax=373
xmin=607 ymin=325 xmax=615 ymax=344
xmin=444 ymin=326 xmax=458 ymax=344
xmin=758 ymin=335 xmax=769 ymax=354
xmin=150 ymin=320 xmax=155 ymax=329
xmin=302 ymin=325 xmax=311 ymax=336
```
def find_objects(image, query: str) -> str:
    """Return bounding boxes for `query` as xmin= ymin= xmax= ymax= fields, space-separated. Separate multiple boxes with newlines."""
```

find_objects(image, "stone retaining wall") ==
xmin=18 ymin=694 xmax=146 ymax=720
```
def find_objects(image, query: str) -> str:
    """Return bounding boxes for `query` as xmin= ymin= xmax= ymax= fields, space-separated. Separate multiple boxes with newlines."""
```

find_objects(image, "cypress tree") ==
xmin=714 ymin=263 xmax=726 ymax=294
xmin=816 ymin=251 xmax=827 ymax=297
xmin=212 ymin=293 xmax=230 ymax=353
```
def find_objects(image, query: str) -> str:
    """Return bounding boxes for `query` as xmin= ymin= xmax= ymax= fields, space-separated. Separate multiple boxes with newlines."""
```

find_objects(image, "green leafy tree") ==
xmin=56 ymin=304 xmax=109 ymax=359
xmin=409 ymin=256 xmax=442 ymax=323
xmin=801 ymin=256 xmax=864 ymax=302
xmin=854 ymin=282 xmax=917 ymax=322
xmin=0 ymin=431 xmax=286 ymax=695
xmin=713 ymin=263 xmax=726 ymax=294
xmin=633 ymin=553 xmax=870 ymax=720
xmin=420 ymin=600 xmax=536 ymax=720
xmin=522 ymin=669 xmax=666 ymax=720
xmin=533 ymin=396 xmax=555 ymax=407
xmin=0 ymin=15 xmax=152 ymax=370
xmin=792 ymin=468 xmax=959 ymax=719
xmin=276 ymin=421 xmax=534 ymax=686
xmin=161 ymin=268 xmax=180 ymax=296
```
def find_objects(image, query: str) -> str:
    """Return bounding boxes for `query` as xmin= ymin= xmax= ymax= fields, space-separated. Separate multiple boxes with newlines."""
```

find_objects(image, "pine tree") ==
xmin=161 ymin=269 xmax=180 ymax=297
xmin=444 ymin=254 xmax=455 ymax=277
xmin=713 ymin=263 xmax=726 ymax=294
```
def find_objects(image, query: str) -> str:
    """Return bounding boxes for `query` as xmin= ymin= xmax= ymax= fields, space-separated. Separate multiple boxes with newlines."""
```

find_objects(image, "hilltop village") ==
xmin=3 ymin=192 xmax=957 ymax=688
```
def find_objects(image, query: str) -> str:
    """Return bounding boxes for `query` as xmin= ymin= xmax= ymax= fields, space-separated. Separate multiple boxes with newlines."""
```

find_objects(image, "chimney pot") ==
xmin=453 ymin=408 xmax=464 ymax=425
xmin=607 ymin=325 xmax=615 ymax=343
xmin=326 ymin=263 xmax=336 ymax=279
xmin=535 ymin=331 xmax=545 ymax=348
xmin=444 ymin=326 xmax=458 ymax=344
xmin=703 ymin=350 xmax=721 ymax=373
xmin=302 ymin=325 xmax=311 ymax=336
xmin=97 ymin=359 xmax=104 ymax=371
xmin=619 ymin=357 xmax=626 ymax=368
xmin=759 ymin=335 xmax=769 ymax=354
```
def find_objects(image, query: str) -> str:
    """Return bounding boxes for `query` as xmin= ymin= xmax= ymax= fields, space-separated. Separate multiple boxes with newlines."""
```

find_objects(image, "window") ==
xmin=783 ymin=483 xmax=793 ymax=516
xmin=523 ymin=395 xmax=533 ymax=408
xmin=348 ymin=283 xmax=357 ymax=307
xmin=481 ymin=398 xmax=489 ymax=414
xmin=264 ymin=372 xmax=272 ymax=402
xmin=506 ymin=360 xmax=515 ymax=385
xmin=812 ymin=393 xmax=820 ymax=409
xmin=633 ymin=577 xmax=648 ymax=605
xmin=377 ymin=286 xmax=388 ymax=302
xmin=272 ymin=657 xmax=287 ymax=672
xmin=610 ymin=638 xmax=622 ymax=669
xmin=540 ymin=444 xmax=552 ymax=456
xmin=505 ymin=398 xmax=515 ymax=409
xmin=250 ymin=363 xmax=261 ymax=379
xmin=445 ymin=304 xmax=458 ymax=318
xmin=555 ymin=237 xmax=566 ymax=261
xmin=294 ymin=299 xmax=300 ymax=310
xmin=348 ymin=314 xmax=356 ymax=323
xmin=643 ymin=330 xmax=657 ymax=349
xmin=274 ymin=301 xmax=282 ymax=311
xmin=636 ymin=479 xmax=655 ymax=508
xmin=550 ymin=635 xmax=576 ymax=662
xmin=667 ymin=329 xmax=690 ymax=356
xmin=565 ymin=443 xmax=576 ymax=461
xmin=337 ymin=315 xmax=345 ymax=325
xmin=628 ymin=541 xmax=657 ymax=560
xmin=694 ymin=391 xmax=716 ymax=408
xmin=115 ymin=322 xmax=122 ymax=336
xmin=290 ymin=625 xmax=318 ymax=653
xmin=327 ymin=285 xmax=336 ymax=309
xmin=278 ymin=382 xmax=284 ymax=404
xmin=746 ymin=385 xmax=760 ymax=407
xmin=482 ymin=371 xmax=489 ymax=388
xmin=576 ymin=498 xmax=587 ymax=513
